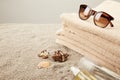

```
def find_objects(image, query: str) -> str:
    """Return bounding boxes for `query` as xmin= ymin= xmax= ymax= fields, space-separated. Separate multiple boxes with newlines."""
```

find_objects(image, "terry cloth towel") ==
xmin=56 ymin=28 xmax=120 ymax=66
xmin=62 ymin=24 xmax=120 ymax=58
xmin=60 ymin=13 xmax=120 ymax=45
xmin=56 ymin=34 xmax=120 ymax=75
xmin=56 ymin=29 xmax=120 ymax=75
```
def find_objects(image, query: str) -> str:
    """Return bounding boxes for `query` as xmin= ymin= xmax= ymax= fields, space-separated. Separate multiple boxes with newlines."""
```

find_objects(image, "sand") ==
xmin=0 ymin=24 xmax=82 ymax=80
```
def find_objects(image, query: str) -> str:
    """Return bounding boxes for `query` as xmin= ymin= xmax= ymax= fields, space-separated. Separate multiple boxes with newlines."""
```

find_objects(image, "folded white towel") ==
xmin=62 ymin=24 xmax=120 ymax=58
xmin=61 ymin=13 xmax=120 ymax=45
xmin=56 ymin=38 xmax=120 ymax=75
xmin=57 ymin=28 xmax=120 ymax=65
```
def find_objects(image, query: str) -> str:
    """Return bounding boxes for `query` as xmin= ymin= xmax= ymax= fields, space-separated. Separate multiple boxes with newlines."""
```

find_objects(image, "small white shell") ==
xmin=37 ymin=61 xmax=50 ymax=69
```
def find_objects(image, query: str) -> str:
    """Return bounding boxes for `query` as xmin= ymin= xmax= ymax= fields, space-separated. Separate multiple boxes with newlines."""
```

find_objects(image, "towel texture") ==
xmin=56 ymin=28 xmax=120 ymax=74
xmin=57 ymin=28 xmax=120 ymax=66
xmin=61 ymin=13 xmax=120 ymax=45
xmin=62 ymin=24 xmax=120 ymax=57
xmin=56 ymin=38 xmax=120 ymax=74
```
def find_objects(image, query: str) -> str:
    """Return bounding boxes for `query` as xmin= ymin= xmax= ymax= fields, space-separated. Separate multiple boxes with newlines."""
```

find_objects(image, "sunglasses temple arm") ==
xmin=110 ymin=22 xmax=114 ymax=27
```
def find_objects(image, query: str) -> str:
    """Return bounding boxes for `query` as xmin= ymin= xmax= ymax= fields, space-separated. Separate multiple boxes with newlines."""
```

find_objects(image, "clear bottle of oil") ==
xmin=78 ymin=57 xmax=120 ymax=80
xmin=71 ymin=66 xmax=97 ymax=80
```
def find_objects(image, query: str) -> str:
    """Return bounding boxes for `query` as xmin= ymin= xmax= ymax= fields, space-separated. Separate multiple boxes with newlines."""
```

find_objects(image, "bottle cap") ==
xmin=71 ymin=66 xmax=80 ymax=76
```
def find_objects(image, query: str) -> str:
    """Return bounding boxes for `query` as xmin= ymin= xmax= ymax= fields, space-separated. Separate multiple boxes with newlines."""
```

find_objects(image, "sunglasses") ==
xmin=79 ymin=4 xmax=114 ymax=28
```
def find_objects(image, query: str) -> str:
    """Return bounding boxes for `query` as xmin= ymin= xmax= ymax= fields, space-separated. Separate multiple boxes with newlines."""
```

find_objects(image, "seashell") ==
xmin=52 ymin=50 xmax=69 ymax=62
xmin=38 ymin=50 xmax=49 ymax=59
xmin=37 ymin=61 xmax=50 ymax=69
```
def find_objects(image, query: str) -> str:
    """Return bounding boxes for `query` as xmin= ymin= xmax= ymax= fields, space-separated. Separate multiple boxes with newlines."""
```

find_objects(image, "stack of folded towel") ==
xmin=56 ymin=0 xmax=120 ymax=75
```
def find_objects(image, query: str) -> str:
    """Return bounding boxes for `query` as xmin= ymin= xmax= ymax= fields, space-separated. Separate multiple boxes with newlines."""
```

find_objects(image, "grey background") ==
xmin=0 ymin=0 xmax=119 ymax=24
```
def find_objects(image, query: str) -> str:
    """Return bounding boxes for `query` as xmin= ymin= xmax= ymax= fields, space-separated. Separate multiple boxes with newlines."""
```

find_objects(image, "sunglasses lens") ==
xmin=79 ymin=5 xmax=91 ymax=20
xmin=94 ymin=12 xmax=109 ymax=28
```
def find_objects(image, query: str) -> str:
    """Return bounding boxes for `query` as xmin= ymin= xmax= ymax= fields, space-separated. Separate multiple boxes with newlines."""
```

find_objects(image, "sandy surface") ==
xmin=0 ymin=24 xmax=82 ymax=80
